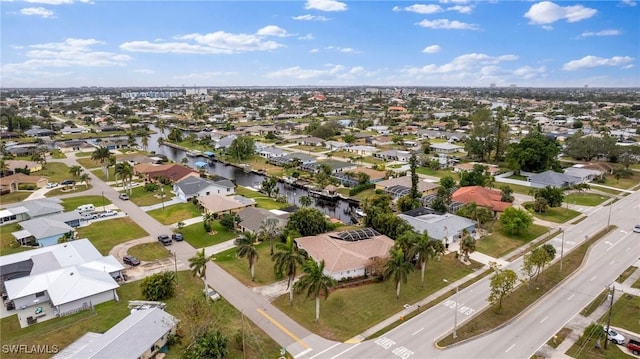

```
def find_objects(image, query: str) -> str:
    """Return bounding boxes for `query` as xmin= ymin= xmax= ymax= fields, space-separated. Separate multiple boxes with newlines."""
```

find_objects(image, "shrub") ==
xmin=144 ymin=183 xmax=160 ymax=192
xmin=349 ymin=183 xmax=375 ymax=196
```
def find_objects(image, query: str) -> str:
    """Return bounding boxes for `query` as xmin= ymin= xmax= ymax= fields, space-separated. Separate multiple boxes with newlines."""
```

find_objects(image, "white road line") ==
xmin=329 ymin=343 xmax=361 ymax=359
xmin=607 ymin=237 xmax=623 ymax=252
xmin=540 ymin=316 xmax=548 ymax=324
xmin=412 ymin=328 xmax=424 ymax=336
xmin=568 ymin=294 xmax=575 ymax=301
xmin=590 ymin=276 xmax=597 ymax=282
xmin=506 ymin=344 xmax=516 ymax=353
xmin=295 ymin=348 xmax=313 ymax=358
xmin=309 ymin=343 xmax=340 ymax=359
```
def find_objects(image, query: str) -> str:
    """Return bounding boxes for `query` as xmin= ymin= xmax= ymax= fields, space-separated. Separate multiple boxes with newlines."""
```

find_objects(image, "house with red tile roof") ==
xmin=452 ymin=186 xmax=511 ymax=213
xmin=134 ymin=163 xmax=198 ymax=183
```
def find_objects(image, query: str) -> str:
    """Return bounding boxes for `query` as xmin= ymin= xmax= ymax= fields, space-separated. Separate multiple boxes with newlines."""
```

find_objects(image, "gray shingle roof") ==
xmin=528 ymin=170 xmax=580 ymax=188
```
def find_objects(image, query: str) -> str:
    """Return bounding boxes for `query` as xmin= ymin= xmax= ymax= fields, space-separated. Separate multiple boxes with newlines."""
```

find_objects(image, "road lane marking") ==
xmin=412 ymin=328 xmax=424 ymax=336
xmin=607 ymin=237 xmax=623 ymax=252
xmin=568 ymin=294 xmax=575 ymax=301
xmin=540 ymin=316 xmax=548 ymax=323
xmin=256 ymin=308 xmax=309 ymax=349
xmin=309 ymin=343 xmax=340 ymax=359
xmin=329 ymin=343 xmax=360 ymax=359
xmin=590 ymin=276 xmax=597 ymax=282
xmin=296 ymin=348 xmax=313 ymax=358
xmin=506 ymin=344 xmax=516 ymax=353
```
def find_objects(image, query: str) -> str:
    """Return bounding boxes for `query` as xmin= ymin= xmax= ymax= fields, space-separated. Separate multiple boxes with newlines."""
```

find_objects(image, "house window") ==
xmin=206 ymin=192 xmax=210 ymax=196
xmin=36 ymin=291 xmax=45 ymax=298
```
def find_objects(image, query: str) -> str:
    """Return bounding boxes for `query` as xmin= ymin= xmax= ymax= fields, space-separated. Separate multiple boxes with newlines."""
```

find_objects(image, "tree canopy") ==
xmin=499 ymin=207 xmax=533 ymax=235
xmin=505 ymin=132 xmax=560 ymax=173
xmin=228 ymin=136 xmax=255 ymax=161
xmin=285 ymin=207 xmax=329 ymax=237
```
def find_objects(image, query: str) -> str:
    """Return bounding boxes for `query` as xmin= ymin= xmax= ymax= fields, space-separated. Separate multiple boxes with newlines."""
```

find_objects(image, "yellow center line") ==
xmin=257 ymin=308 xmax=310 ymax=349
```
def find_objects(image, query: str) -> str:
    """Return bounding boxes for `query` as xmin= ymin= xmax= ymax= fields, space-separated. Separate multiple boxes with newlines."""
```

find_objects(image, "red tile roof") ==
xmin=452 ymin=186 xmax=511 ymax=212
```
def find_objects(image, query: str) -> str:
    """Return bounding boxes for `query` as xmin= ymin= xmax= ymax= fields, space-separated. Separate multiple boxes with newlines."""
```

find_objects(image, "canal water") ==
xmin=143 ymin=125 xmax=357 ymax=224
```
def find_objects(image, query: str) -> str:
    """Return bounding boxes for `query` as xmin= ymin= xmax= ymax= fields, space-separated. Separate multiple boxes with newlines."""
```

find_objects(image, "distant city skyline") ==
xmin=1 ymin=0 xmax=639 ymax=88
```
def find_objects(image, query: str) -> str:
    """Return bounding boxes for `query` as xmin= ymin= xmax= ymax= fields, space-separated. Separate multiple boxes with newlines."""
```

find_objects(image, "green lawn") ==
xmin=564 ymin=192 xmax=609 ymax=206
xmin=476 ymin=223 xmax=548 ymax=258
xmin=609 ymin=294 xmax=640 ymax=334
xmin=61 ymin=195 xmax=112 ymax=211
xmin=530 ymin=206 xmax=582 ymax=223
xmin=34 ymin=162 xmax=72 ymax=182
xmin=0 ymin=223 xmax=34 ymax=256
xmin=129 ymin=184 xmax=173 ymax=206
xmin=0 ymin=191 xmax=32 ymax=205
xmin=75 ymin=157 xmax=101 ymax=169
xmin=291 ymin=145 xmax=327 ymax=153
xmin=90 ymin=167 xmax=116 ymax=182
xmin=74 ymin=151 xmax=93 ymax=157
xmin=181 ymin=220 xmax=237 ymax=248
xmin=272 ymin=254 xmax=483 ymax=341
xmin=416 ymin=167 xmax=453 ymax=179
xmin=0 ymin=271 xmax=280 ymax=359
xmin=566 ymin=338 xmax=629 ymax=359
xmin=633 ymin=277 xmax=640 ymax=289
xmin=127 ymin=242 xmax=170 ymax=261
xmin=147 ymin=202 xmax=202 ymax=225
xmin=617 ymin=266 xmax=637 ymax=284
xmin=216 ymin=241 xmax=279 ymax=286
xmin=602 ymin=172 xmax=640 ymax=190
xmin=235 ymin=186 xmax=287 ymax=210
xmin=76 ymin=217 xmax=149 ymax=255
xmin=45 ymin=184 xmax=93 ymax=197
xmin=499 ymin=182 xmax=537 ymax=196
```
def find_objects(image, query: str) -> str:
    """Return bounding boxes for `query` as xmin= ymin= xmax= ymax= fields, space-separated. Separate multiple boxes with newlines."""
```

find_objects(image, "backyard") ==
xmin=75 ymin=217 xmax=149 ymax=255
xmin=0 ymin=223 xmax=33 ymax=255
xmin=235 ymin=186 xmax=288 ymax=210
xmin=180 ymin=220 xmax=238 ymax=248
xmin=476 ymin=223 xmax=548 ymax=258
xmin=147 ymin=202 xmax=202 ymax=225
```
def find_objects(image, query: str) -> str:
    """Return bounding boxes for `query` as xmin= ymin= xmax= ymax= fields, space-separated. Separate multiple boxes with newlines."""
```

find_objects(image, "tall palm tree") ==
xmin=0 ymin=158 xmax=8 ymax=176
xmin=260 ymin=216 xmax=280 ymax=256
xmin=140 ymin=131 xmax=150 ymax=151
xmin=294 ymin=259 xmax=336 ymax=322
xmin=236 ymin=232 xmax=259 ymax=281
xmin=91 ymin=146 xmax=112 ymax=178
xmin=383 ymin=247 xmax=414 ymax=299
xmin=272 ymin=237 xmax=305 ymax=306
xmin=407 ymin=232 xmax=435 ymax=288
xmin=459 ymin=229 xmax=476 ymax=262
xmin=114 ymin=162 xmax=134 ymax=192
xmin=79 ymin=173 xmax=91 ymax=188
xmin=189 ymin=248 xmax=216 ymax=293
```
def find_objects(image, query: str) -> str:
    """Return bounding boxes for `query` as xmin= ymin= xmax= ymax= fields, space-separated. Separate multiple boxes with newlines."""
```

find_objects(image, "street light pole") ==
xmin=560 ymin=229 xmax=565 ymax=272
xmin=453 ymin=285 xmax=459 ymax=339
xmin=604 ymin=284 xmax=615 ymax=349
xmin=161 ymin=187 xmax=165 ymax=211
xmin=101 ymin=191 xmax=105 ymax=211
xmin=607 ymin=202 xmax=613 ymax=228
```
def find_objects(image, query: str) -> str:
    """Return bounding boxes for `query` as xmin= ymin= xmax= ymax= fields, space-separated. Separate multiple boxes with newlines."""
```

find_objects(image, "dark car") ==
xmin=123 ymin=255 xmax=141 ymax=266
xmin=171 ymin=233 xmax=183 ymax=241
xmin=61 ymin=179 xmax=75 ymax=186
xmin=157 ymin=234 xmax=172 ymax=246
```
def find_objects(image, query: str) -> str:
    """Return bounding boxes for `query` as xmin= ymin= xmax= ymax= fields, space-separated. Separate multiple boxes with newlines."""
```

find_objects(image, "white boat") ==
xmin=354 ymin=208 xmax=366 ymax=217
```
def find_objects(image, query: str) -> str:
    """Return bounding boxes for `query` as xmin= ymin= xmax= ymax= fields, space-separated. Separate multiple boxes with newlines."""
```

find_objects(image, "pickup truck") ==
xmin=628 ymin=338 xmax=640 ymax=355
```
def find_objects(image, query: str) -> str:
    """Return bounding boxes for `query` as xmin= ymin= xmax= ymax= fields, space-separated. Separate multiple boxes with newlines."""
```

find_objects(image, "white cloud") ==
xmin=579 ymin=29 xmax=621 ymax=38
xmin=620 ymin=0 xmax=637 ymax=6
xmin=24 ymin=0 xmax=91 ymax=4
xmin=563 ymin=55 xmax=634 ymax=71
xmin=121 ymin=29 xmax=286 ymax=54
xmin=310 ymin=48 xmax=320 ymax=53
xmin=256 ymin=25 xmax=289 ymax=37
xmin=133 ymin=69 xmax=155 ymax=74
xmin=20 ymin=7 xmax=55 ymax=17
xmin=305 ymin=0 xmax=347 ymax=12
xmin=325 ymin=46 xmax=360 ymax=54
xmin=396 ymin=4 xmax=443 ymax=14
xmin=403 ymin=53 xmax=518 ymax=75
xmin=513 ymin=66 xmax=546 ymax=80
xmin=174 ymin=71 xmax=237 ymax=80
xmin=439 ymin=0 xmax=468 ymax=3
xmin=292 ymin=14 xmax=330 ymax=21
xmin=298 ymin=33 xmax=314 ymax=40
xmin=416 ymin=18 xmax=479 ymax=30
xmin=266 ymin=64 xmax=372 ymax=82
xmin=524 ymin=1 xmax=597 ymax=25
xmin=422 ymin=45 xmax=441 ymax=53
xmin=447 ymin=5 xmax=472 ymax=14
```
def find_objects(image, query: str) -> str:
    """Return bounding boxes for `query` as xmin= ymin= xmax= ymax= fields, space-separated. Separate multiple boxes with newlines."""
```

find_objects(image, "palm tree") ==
xmin=459 ymin=229 xmax=476 ymax=262
xmin=299 ymin=195 xmax=312 ymax=207
xmin=91 ymin=147 xmax=112 ymax=178
xmin=407 ymin=232 xmax=435 ymax=287
xmin=79 ymin=173 xmax=91 ymax=188
xmin=69 ymin=165 xmax=83 ymax=178
xmin=114 ymin=162 xmax=134 ymax=192
xmin=236 ymin=232 xmax=259 ymax=281
xmin=0 ymin=158 xmax=8 ymax=176
xmin=383 ymin=247 xmax=414 ymax=299
xmin=272 ymin=237 xmax=305 ymax=306
xmin=260 ymin=216 xmax=280 ymax=256
xmin=189 ymin=248 xmax=216 ymax=294
xmin=294 ymin=259 xmax=336 ymax=322
xmin=140 ymin=131 xmax=150 ymax=151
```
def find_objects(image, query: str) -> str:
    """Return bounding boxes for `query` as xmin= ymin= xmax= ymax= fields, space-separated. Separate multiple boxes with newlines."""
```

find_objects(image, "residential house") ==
xmin=563 ymin=166 xmax=603 ymax=182
xmin=214 ymin=135 xmax=238 ymax=150
xmin=55 ymin=140 xmax=95 ymax=153
xmin=173 ymin=176 xmax=235 ymax=202
xmin=451 ymin=186 xmax=512 ymax=213
xmin=134 ymin=163 xmax=199 ymax=184
xmin=343 ymin=145 xmax=379 ymax=157
xmin=25 ymin=128 xmax=56 ymax=137
xmin=5 ymin=160 xmax=43 ymax=174
xmin=241 ymin=125 xmax=275 ymax=136
xmin=375 ymin=175 xmax=439 ymax=199
xmin=325 ymin=140 xmax=350 ymax=151
xmin=332 ymin=167 xmax=386 ymax=187
xmin=302 ymin=160 xmax=358 ymax=174
xmin=369 ymin=135 xmax=394 ymax=146
xmin=269 ymin=153 xmax=317 ymax=167
xmin=237 ymin=207 xmax=289 ymax=234
xmin=374 ymin=150 xmax=412 ymax=162
xmin=12 ymin=217 xmax=75 ymax=247
xmin=430 ymin=143 xmax=464 ymax=154
xmin=298 ymin=136 xmax=324 ymax=147
xmin=398 ymin=208 xmax=476 ymax=246
xmin=4 ymin=198 xmax=64 ymax=219
xmin=0 ymin=174 xmax=48 ymax=193
xmin=294 ymin=228 xmax=394 ymax=280
xmin=453 ymin=162 xmax=501 ymax=176
xmin=52 ymin=308 xmax=178 ymax=359
xmin=366 ymin=126 xmax=390 ymax=135
xmin=198 ymin=194 xmax=256 ymax=216
xmin=0 ymin=239 xmax=123 ymax=328
xmin=258 ymin=147 xmax=289 ymax=159
xmin=527 ymin=170 xmax=581 ymax=188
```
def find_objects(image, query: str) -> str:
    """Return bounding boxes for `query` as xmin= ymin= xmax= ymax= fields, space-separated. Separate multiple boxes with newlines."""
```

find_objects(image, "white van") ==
xmin=76 ymin=204 xmax=95 ymax=213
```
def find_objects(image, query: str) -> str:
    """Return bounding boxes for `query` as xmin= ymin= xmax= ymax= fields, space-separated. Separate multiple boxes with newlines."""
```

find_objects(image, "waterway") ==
xmin=143 ymin=125 xmax=357 ymax=224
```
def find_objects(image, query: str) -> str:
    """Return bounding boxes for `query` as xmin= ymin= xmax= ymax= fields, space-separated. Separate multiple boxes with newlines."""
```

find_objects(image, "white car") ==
xmin=633 ymin=224 xmax=640 ymax=233
xmin=46 ymin=182 xmax=58 ymax=189
xmin=607 ymin=328 xmax=625 ymax=345
xmin=203 ymin=287 xmax=221 ymax=301
xmin=99 ymin=210 xmax=118 ymax=218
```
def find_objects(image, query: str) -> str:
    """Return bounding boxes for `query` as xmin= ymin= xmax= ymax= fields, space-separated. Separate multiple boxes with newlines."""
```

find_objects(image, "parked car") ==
xmin=61 ymin=179 xmax=75 ymax=186
xmin=627 ymin=338 xmax=640 ymax=355
xmin=607 ymin=328 xmax=626 ymax=345
xmin=82 ymin=212 xmax=99 ymax=220
xmin=633 ymin=224 xmax=640 ymax=233
xmin=171 ymin=233 xmax=183 ymax=241
xmin=203 ymin=287 xmax=221 ymax=301
xmin=123 ymin=255 xmax=140 ymax=266
xmin=119 ymin=193 xmax=129 ymax=200
xmin=46 ymin=182 xmax=58 ymax=189
xmin=100 ymin=210 xmax=118 ymax=218
xmin=157 ymin=234 xmax=172 ymax=246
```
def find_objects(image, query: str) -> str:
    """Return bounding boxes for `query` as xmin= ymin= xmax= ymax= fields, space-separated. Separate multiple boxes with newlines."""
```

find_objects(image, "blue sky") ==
xmin=1 ymin=0 xmax=638 ymax=88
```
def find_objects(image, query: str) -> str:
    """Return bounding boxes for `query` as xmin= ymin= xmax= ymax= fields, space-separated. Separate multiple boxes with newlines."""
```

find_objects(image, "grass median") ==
xmin=438 ymin=225 xmax=616 ymax=347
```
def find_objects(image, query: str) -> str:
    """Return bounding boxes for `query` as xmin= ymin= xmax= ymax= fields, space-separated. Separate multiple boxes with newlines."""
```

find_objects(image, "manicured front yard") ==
xmin=216 ymin=241 xmax=279 ymax=286
xmin=476 ymin=222 xmax=548 ymax=258
xmin=76 ymin=217 xmax=149 ymax=255
xmin=602 ymin=172 xmax=640 ymax=190
xmin=0 ymin=271 xmax=280 ymax=359
xmin=45 ymin=184 xmax=93 ymax=197
xmin=181 ymin=220 xmax=237 ymax=248
xmin=564 ymin=192 xmax=609 ymax=206
xmin=127 ymin=242 xmax=170 ymax=261
xmin=146 ymin=202 xmax=202 ymax=225
xmin=75 ymin=157 xmax=101 ymax=169
xmin=33 ymin=162 xmax=72 ymax=182
xmin=272 ymin=254 xmax=483 ymax=341
xmin=0 ymin=223 xmax=33 ymax=256
xmin=90 ymin=167 xmax=116 ymax=182
xmin=0 ymin=191 xmax=32 ymax=204
xmin=530 ymin=206 xmax=582 ymax=223
xmin=61 ymin=195 xmax=112 ymax=211
xmin=128 ymin=184 xmax=173 ymax=206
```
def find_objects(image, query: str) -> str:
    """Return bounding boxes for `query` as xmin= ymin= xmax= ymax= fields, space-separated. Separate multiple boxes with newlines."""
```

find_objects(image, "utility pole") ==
xmin=607 ymin=202 xmax=613 ymax=228
xmin=173 ymin=251 xmax=178 ymax=283
xmin=560 ymin=230 xmax=565 ymax=272
xmin=453 ymin=286 xmax=459 ymax=339
xmin=241 ymin=311 xmax=246 ymax=359
xmin=604 ymin=284 xmax=615 ymax=349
